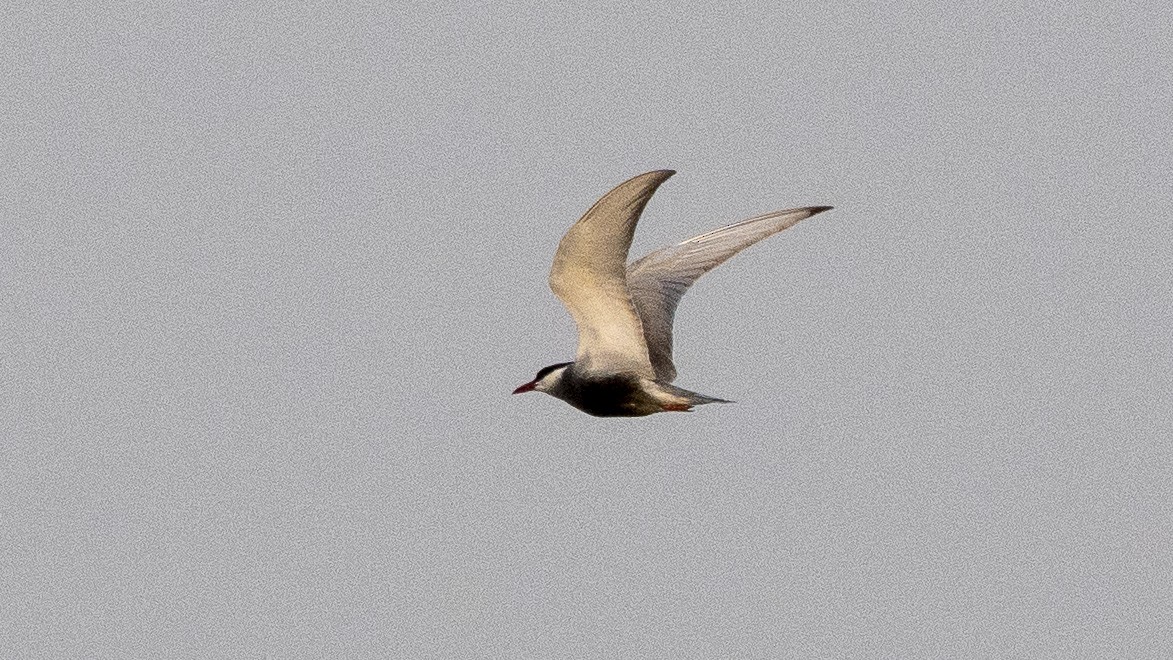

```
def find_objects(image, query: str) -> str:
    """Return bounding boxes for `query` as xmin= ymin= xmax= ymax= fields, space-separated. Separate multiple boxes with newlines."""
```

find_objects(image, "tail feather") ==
xmin=657 ymin=382 xmax=733 ymax=406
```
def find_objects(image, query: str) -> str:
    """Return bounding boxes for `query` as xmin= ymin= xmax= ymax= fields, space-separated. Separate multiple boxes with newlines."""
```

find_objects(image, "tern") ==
xmin=513 ymin=169 xmax=830 ymax=416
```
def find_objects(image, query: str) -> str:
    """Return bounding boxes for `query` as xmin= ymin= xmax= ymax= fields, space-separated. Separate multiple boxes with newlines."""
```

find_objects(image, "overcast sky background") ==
xmin=4 ymin=2 xmax=1172 ymax=658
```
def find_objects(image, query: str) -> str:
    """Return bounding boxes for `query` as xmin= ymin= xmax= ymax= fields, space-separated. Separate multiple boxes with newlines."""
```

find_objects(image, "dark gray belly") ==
xmin=558 ymin=372 xmax=659 ymax=417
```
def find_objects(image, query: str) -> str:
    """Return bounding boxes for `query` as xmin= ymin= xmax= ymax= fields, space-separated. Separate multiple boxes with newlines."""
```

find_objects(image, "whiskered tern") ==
xmin=514 ymin=170 xmax=830 ymax=417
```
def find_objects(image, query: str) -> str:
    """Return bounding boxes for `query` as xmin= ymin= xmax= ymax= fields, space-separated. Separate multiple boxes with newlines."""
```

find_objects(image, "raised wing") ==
xmin=549 ymin=170 xmax=676 ymax=377
xmin=626 ymin=205 xmax=832 ymax=382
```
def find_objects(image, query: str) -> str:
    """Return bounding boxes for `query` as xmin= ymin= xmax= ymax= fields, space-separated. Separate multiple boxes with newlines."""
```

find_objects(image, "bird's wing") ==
xmin=548 ymin=170 xmax=675 ymax=377
xmin=626 ymin=205 xmax=832 ymax=382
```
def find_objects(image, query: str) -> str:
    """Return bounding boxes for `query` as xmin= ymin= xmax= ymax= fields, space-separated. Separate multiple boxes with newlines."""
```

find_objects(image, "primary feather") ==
xmin=626 ymin=206 xmax=832 ymax=382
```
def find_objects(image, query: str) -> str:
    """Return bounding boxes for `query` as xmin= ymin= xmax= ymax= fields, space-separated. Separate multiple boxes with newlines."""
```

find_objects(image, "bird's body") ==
xmin=514 ymin=170 xmax=830 ymax=417
xmin=520 ymin=362 xmax=731 ymax=417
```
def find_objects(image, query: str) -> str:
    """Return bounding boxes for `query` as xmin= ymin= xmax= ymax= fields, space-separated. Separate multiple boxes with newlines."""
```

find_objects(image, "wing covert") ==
xmin=548 ymin=170 xmax=676 ymax=376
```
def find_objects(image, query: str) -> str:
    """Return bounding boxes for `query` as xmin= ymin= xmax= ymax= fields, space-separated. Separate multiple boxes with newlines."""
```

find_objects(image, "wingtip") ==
xmin=618 ymin=169 xmax=676 ymax=189
xmin=807 ymin=205 xmax=833 ymax=216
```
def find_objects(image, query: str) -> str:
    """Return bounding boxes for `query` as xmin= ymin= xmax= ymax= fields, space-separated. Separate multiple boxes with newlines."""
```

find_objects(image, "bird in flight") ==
xmin=514 ymin=170 xmax=830 ymax=416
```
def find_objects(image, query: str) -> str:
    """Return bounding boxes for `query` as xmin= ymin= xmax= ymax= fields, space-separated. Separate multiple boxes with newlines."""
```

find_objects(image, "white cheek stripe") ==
xmin=538 ymin=367 xmax=569 ymax=391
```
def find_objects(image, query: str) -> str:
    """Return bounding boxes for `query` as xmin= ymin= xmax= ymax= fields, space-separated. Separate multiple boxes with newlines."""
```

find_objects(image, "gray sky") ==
xmin=4 ymin=1 xmax=1172 ymax=657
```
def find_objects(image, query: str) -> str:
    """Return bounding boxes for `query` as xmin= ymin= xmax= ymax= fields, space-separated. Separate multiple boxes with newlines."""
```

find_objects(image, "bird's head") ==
xmin=513 ymin=362 xmax=573 ymax=395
